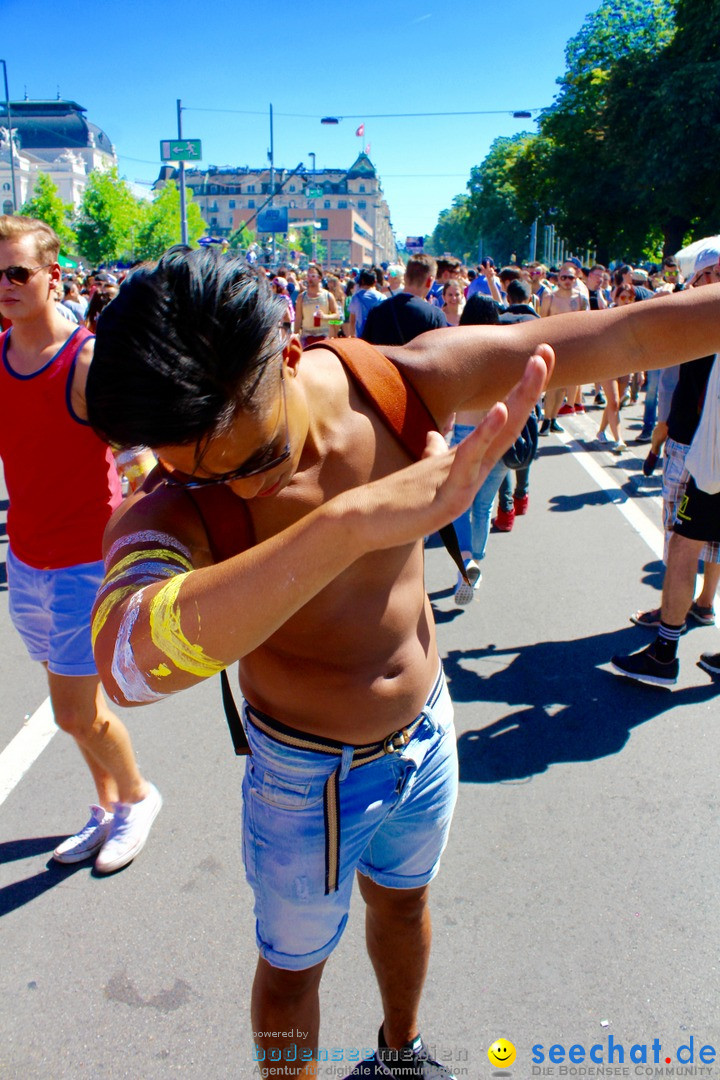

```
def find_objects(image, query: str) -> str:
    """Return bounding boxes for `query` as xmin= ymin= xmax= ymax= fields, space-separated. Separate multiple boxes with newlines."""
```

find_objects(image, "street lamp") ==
xmin=0 ymin=60 xmax=18 ymax=213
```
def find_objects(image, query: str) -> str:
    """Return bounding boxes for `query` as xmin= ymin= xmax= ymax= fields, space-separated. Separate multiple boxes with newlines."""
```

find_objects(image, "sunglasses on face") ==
xmin=164 ymin=369 xmax=291 ymax=490
xmin=0 ymin=263 xmax=52 ymax=286
xmin=559 ymin=274 xmax=575 ymax=281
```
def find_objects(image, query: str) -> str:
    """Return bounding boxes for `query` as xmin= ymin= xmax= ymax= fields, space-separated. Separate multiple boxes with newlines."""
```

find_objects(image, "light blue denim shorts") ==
xmin=6 ymin=546 xmax=101 ymax=676
xmin=241 ymin=668 xmax=458 ymax=971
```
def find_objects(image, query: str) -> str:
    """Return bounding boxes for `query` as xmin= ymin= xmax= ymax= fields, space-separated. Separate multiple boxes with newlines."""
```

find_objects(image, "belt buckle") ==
xmin=383 ymin=727 xmax=410 ymax=754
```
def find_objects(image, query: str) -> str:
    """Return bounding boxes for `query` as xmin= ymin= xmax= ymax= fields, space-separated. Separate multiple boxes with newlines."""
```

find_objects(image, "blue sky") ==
xmin=3 ymin=0 xmax=602 ymax=240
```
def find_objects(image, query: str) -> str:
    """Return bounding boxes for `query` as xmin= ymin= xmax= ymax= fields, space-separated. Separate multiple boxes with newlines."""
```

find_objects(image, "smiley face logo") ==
xmin=488 ymin=1039 xmax=516 ymax=1069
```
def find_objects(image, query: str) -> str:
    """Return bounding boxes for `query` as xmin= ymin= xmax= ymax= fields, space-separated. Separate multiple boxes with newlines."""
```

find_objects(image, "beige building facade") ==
xmin=157 ymin=152 xmax=397 ymax=266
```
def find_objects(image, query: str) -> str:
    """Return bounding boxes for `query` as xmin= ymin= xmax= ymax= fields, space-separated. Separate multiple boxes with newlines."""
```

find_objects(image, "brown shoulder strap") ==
xmin=305 ymin=338 xmax=468 ymax=584
xmin=305 ymin=337 xmax=438 ymax=460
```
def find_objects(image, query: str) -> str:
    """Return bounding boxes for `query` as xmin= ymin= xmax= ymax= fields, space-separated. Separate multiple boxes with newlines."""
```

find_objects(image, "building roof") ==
xmin=345 ymin=153 xmax=376 ymax=180
xmin=0 ymin=99 xmax=114 ymax=154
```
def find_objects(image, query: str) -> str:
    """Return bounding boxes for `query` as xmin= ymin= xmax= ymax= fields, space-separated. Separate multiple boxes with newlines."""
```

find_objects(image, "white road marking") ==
xmin=557 ymin=431 xmax=664 ymax=558
xmin=0 ymin=697 xmax=57 ymax=809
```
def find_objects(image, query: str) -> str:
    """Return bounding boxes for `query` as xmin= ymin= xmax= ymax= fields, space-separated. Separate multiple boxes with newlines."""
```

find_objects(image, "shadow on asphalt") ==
xmin=640 ymin=558 xmax=665 ymax=590
xmin=0 ymin=837 xmax=90 ymax=918
xmin=444 ymin=624 xmax=719 ymax=784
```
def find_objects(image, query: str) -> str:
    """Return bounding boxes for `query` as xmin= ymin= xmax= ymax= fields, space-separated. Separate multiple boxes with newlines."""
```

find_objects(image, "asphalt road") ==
xmin=1 ymin=396 xmax=719 ymax=1080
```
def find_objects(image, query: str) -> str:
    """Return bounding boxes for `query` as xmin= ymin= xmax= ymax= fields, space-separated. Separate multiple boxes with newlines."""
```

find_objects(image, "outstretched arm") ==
xmin=391 ymin=283 xmax=720 ymax=423
xmin=93 ymin=351 xmax=551 ymax=706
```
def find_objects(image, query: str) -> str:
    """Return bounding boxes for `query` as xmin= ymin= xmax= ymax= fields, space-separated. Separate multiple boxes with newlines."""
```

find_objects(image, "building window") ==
xmin=318 ymin=218 xmax=329 ymax=232
xmin=209 ymin=185 xmax=217 ymax=194
xmin=359 ymin=184 xmax=366 ymax=193
xmin=247 ymin=185 xmax=255 ymax=193
xmin=358 ymin=201 xmax=366 ymax=210
xmin=211 ymin=218 xmax=217 ymax=225
xmin=248 ymin=199 xmax=255 ymax=208
xmin=324 ymin=200 xmax=331 ymax=209
xmin=289 ymin=200 xmax=296 ymax=208
xmin=2 ymin=183 xmax=9 ymax=191
xmin=289 ymin=185 xmax=295 ymax=192
xmin=2 ymin=199 xmax=12 ymax=214
xmin=330 ymin=239 xmax=351 ymax=262
xmin=338 ymin=200 xmax=347 ymax=209
xmin=229 ymin=200 xmax=236 ymax=209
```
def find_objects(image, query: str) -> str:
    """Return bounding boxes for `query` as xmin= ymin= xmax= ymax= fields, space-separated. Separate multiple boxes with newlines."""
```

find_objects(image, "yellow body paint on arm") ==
xmin=148 ymin=574 xmax=226 ymax=678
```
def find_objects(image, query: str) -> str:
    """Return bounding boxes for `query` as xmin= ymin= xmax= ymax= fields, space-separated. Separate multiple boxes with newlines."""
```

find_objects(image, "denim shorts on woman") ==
xmin=241 ymin=668 xmax=458 ymax=971
xmin=6 ymin=546 xmax=102 ymax=676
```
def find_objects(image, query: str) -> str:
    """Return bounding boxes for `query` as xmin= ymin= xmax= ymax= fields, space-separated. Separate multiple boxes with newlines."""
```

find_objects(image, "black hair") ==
xmin=506 ymin=278 xmax=531 ymax=305
xmin=86 ymin=290 xmax=113 ymax=333
xmin=613 ymin=264 xmax=633 ymax=287
xmin=459 ymin=293 xmax=500 ymax=326
xmin=87 ymin=247 xmax=287 ymax=449
xmin=358 ymin=268 xmax=376 ymax=287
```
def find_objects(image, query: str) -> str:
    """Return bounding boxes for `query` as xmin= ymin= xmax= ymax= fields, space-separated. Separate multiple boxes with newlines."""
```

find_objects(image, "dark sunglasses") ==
xmin=0 ymin=263 xmax=52 ymax=286
xmin=164 ymin=369 xmax=291 ymax=490
xmin=559 ymin=274 xmax=576 ymax=281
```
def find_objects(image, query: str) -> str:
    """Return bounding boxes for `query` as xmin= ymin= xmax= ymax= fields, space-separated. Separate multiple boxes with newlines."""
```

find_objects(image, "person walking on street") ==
xmin=0 ymin=215 xmax=161 ymax=874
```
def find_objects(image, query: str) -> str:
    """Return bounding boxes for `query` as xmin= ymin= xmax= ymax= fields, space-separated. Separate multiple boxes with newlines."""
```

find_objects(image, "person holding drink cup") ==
xmin=294 ymin=264 xmax=339 ymax=347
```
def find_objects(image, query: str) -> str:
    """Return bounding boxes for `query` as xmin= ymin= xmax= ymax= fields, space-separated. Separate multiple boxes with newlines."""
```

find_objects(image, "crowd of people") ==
xmin=244 ymin=251 xmax=708 ymax=614
xmin=1 ymin=212 xmax=719 ymax=1080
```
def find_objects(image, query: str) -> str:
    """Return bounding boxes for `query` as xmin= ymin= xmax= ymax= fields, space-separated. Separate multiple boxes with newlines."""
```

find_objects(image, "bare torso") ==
xmin=122 ymin=347 xmax=441 ymax=743
xmin=240 ymin=352 xmax=439 ymax=737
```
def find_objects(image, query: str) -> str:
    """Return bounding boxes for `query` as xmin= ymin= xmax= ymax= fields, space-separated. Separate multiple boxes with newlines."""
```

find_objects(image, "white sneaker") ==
xmin=94 ymin=783 xmax=162 ymax=874
xmin=454 ymin=560 xmax=482 ymax=606
xmin=612 ymin=440 xmax=628 ymax=454
xmin=53 ymin=805 xmax=114 ymax=864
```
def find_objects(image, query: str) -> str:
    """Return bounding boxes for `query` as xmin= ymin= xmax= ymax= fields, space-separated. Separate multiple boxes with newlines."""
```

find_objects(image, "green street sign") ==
xmin=160 ymin=139 xmax=202 ymax=162
xmin=305 ymin=186 xmax=323 ymax=198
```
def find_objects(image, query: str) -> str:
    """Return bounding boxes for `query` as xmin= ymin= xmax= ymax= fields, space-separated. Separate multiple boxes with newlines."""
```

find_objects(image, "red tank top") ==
xmin=0 ymin=326 xmax=122 ymax=569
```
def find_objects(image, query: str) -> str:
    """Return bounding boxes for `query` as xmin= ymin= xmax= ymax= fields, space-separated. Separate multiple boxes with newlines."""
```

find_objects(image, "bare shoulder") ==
xmin=378 ymin=328 xmax=495 ymax=426
xmin=102 ymin=477 xmax=214 ymax=571
xmin=69 ymin=335 xmax=94 ymax=420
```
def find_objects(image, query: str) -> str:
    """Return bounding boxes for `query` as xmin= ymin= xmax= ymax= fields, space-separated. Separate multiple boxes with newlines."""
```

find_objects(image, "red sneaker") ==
xmin=492 ymin=507 xmax=515 ymax=532
xmin=558 ymin=403 xmax=575 ymax=416
xmin=513 ymin=495 xmax=529 ymax=515
xmin=574 ymin=403 xmax=586 ymax=413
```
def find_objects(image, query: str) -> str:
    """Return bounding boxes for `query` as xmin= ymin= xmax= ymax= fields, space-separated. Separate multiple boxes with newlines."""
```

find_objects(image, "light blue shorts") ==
xmin=241 ymin=668 xmax=458 ymax=971
xmin=6 ymin=546 xmax=101 ymax=677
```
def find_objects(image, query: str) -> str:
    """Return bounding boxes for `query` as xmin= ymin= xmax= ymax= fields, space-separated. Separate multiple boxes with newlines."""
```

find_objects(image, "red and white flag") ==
xmin=355 ymin=123 xmax=365 ymax=137
xmin=365 ymin=143 xmax=371 ymax=154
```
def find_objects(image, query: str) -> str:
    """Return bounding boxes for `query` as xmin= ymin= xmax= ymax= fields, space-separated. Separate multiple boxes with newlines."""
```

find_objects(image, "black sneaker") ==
xmin=610 ymin=644 xmax=678 ymax=687
xmin=376 ymin=1028 xmax=456 ymax=1078
xmin=698 ymin=652 xmax=720 ymax=676
xmin=594 ymin=391 xmax=606 ymax=406
xmin=549 ymin=419 xmax=564 ymax=433
xmin=539 ymin=418 xmax=551 ymax=436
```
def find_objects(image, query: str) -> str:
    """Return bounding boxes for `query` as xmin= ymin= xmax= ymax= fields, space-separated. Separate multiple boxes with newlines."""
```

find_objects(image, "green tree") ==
xmin=464 ymin=134 xmax=536 ymax=265
xmin=292 ymin=224 xmax=326 ymax=264
xmin=227 ymin=222 xmax=256 ymax=252
xmin=601 ymin=0 xmax=720 ymax=253
xmin=532 ymin=0 xmax=676 ymax=260
xmin=427 ymin=196 xmax=475 ymax=260
xmin=135 ymin=180 xmax=205 ymax=261
xmin=75 ymin=168 xmax=144 ymax=266
xmin=20 ymin=172 xmax=75 ymax=251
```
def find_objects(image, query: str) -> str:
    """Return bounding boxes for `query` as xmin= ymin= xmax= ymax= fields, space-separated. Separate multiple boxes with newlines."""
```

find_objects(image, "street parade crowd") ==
xmin=1 ymin=214 xmax=719 ymax=1079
